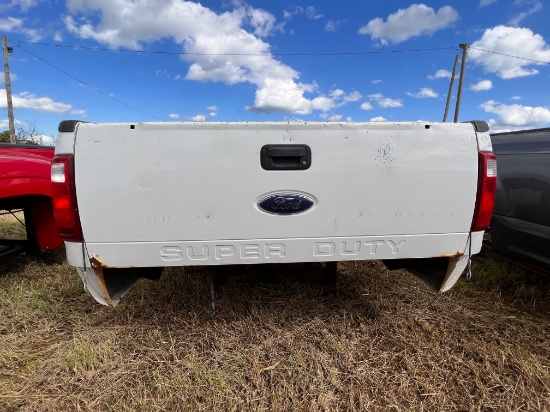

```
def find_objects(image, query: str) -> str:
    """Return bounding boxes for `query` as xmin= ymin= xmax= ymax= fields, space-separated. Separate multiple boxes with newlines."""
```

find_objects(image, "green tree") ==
xmin=0 ymin=129 xmax=10 ymax=143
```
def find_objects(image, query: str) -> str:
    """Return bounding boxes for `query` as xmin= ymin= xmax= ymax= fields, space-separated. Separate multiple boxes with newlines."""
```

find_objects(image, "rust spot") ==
xmin=89 ymin=254 xmax=110 ymax=269
xmin=94 ymin=268 xmax=113 ymax=306
xmin=439 ymin=251 xmax=464 ymax=258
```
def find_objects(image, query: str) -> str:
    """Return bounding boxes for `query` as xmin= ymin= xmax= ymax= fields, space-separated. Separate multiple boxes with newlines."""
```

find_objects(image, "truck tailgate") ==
xmin=73 ymin=122 xmax=478 ymax=264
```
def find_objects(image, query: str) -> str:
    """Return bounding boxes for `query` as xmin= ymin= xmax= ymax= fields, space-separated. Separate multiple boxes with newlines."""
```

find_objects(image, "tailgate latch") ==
xmin=260 ymin=144 xmax=311 ymax=170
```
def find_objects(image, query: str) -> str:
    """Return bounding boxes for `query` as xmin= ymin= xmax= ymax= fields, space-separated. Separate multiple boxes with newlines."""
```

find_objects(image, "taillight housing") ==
xmin=471 ymin=151 xmax=497 ymax=232
xmin=51 ymin=154 xmax=83 ymax=242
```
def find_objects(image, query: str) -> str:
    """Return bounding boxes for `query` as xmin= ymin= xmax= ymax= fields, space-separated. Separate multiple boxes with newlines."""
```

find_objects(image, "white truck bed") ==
xmin=54 ymin=121 xmax=493 ymax=306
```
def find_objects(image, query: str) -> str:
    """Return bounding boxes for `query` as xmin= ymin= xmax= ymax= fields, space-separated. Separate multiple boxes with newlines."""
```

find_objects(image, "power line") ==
xmin=16 ymin=40 xmax=457 ymax=56
xmin=469 ymin=47 xmax=550 ymax=65
xmin=12 ymin=41 xmax=165 ymax=121
xmin=17 ymin=40 xmax=550 ymax=64
xmin=11 ymin=38 xmax=549 ymax=124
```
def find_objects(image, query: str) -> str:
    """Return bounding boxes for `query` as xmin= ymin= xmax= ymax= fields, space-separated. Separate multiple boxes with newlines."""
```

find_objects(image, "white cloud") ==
xmin=0 ymin=17 xmax=23 ymax=31
xmin=361 ymin=94 xmax=404 ymax=110
xmin=372 ymin=79 xmax=382 ymax=84
xmin=480 ymin=100 xmax=550 ymax=128
xmin=1 ymin=0 xmax=38 ymax=12
xmin=305 ymin=6 xmax=323 ymax=20
xmin=251 ymin=84 xmax=360 ymax=114
xmin=0 ymin=17 xmax=23 ymax=32
xmin=169 ymin=113 xmax=180 ymax=119
xmin=190 ymin=114 xmax=206 ymax=122
xmin=358 ymin=4 xmax=458 ymax=45
xmin=156 ymin=69 xmax=170 ymax=78
xmin=0 ymin=89 xmax=82 ymax=113
xmin=0 ymin=73 xmax=18 ymax=83
xmin=207 ymin=105 xmax=218 ymax=116
xmin=469 ymin=26 xmax=550 ymax=79
xmin=250 ymin=79 xmax=322 ymax=114
xmin=0 ymin=16 xmax=41 ymax=41
xmin=330 ymin=89 xmax=361 ymax=103
xmin=247 ymin=8 xmax=283 ymax=37
xmin=510 ymin=95 xmax=521 ymax=100
xmin=508 ymin=2 xmax=543 ymax=26
xmin=370 ymin=116 xmax=387 ymax=122
xmin=428 ymin=69 xmax=451 ymax=80
xmin=328 ymin=114 xmax=343 ymax=122
xmin=407 ymin=88 xmax=438 ymax=98
xmin=53 ymin=32 xmax=63 ymax=42
xmin=470 ymin=80 xmax=493 ymax=91
xmin=63 ymin=1 xmax=342 ymax=115
xmin=479 ymin=0 xmax=496 ymax=7
xmin=347 ymin=91 xmax=362 ymax=102
xmin=284 ymin=6 xmax=323 ymax=20
xmin=346 ymin=117 xmax=352 ymax=122
xmin=368 ymin=93 xmax=403 ymax=108
xmin=325 ymin=20 xmax=344 ymax=32
xmin=22 ymin=28 xmax=41 ymax=41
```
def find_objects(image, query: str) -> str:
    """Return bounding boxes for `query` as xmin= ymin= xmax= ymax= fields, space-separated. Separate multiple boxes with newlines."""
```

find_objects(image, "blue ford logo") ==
xmin=257 ymin=192 xmax=315 ymax=215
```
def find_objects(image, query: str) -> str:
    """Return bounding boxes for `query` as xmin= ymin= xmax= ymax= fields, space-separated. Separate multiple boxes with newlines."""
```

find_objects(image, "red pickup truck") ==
xmin=0 ymin=143 xmax=63 ymax=259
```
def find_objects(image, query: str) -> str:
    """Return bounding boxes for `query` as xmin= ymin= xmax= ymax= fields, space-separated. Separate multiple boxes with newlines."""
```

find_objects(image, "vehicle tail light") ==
xmin=51 ymin=154 xmax=83 ymax=242
xmin=471 ymin=151 xmax=497 ymax=232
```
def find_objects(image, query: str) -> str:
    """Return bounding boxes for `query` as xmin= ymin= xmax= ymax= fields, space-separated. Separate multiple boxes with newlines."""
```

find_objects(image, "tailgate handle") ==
xmin=261 ymin=144 xmax=311 ymax=170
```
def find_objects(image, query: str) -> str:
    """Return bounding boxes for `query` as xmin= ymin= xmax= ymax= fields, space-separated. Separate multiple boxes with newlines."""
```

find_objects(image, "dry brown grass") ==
xmin=0 ymin=212 xmax=26 ymax=240
xmin=0 ymin=249 xmax=549 ymax=411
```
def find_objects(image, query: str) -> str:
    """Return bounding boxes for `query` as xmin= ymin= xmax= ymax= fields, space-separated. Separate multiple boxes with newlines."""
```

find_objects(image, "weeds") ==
xmin=0 ymin=250 xmax=548 ymax=411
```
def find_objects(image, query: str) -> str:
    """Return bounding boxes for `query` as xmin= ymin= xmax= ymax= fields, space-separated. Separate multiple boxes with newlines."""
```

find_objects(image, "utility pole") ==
xmin=443 ymin=54 xmax=459 ymax=122
xmin=453 ymin=43 xmax=468 ymax=123
xmin=2 ymin=35 xmax=16 ymax=144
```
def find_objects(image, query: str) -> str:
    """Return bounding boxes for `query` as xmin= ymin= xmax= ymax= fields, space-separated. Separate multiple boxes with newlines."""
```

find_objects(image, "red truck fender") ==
xmin=0 ymin=144 xmax=63 ymax=252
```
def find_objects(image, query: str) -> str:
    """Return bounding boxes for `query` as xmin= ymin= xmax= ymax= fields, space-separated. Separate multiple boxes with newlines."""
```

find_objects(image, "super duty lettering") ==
xmin=160 ymin=244 xmax=286 ymax=261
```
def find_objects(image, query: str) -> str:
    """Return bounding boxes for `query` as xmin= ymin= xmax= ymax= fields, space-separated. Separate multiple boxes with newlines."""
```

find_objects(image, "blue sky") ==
xmin=1 ymin=0 xmax=550 ymax=143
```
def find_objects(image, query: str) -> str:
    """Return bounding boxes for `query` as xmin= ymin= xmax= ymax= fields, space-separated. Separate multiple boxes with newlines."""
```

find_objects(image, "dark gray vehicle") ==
xmin=490 ymin=128 xmax=550 ymax=271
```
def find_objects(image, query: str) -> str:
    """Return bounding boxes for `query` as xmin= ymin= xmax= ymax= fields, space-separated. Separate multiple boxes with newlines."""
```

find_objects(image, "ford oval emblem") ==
xmin=257 ymin=192 xmax=315 ymax=215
